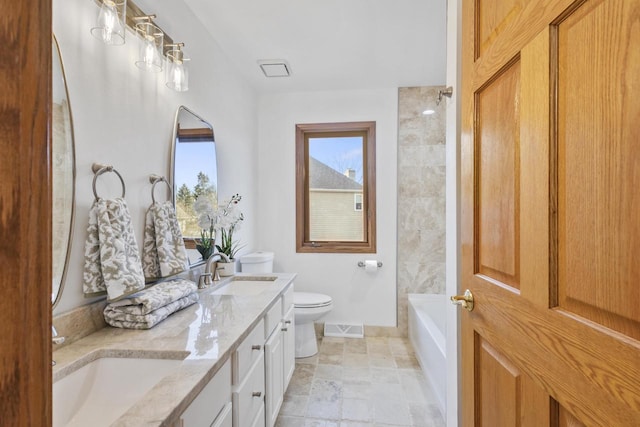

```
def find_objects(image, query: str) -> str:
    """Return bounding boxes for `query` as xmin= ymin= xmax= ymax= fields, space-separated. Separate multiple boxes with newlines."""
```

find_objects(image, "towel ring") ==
xmin=149 ymin=174 xmax=173 ymax=204
xmin=92 ymin=163 xmax=126 ymax=201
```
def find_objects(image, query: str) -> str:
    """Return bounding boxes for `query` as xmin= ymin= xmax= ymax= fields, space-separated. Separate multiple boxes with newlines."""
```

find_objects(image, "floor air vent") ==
xmin=323 ymin=322 xmax=364 ymax=338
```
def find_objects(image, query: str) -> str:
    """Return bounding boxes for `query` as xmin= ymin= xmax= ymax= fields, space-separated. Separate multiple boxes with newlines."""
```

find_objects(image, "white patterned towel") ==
xmin=142 ymin=201 xmax=189 ymax=280
xmin=104 ymin=291 xmax=199 ymax=329
xmin=107 ymin=279 xmax=197 ymax=315
xmin=82 ymin=198 xmax=145 ymax=301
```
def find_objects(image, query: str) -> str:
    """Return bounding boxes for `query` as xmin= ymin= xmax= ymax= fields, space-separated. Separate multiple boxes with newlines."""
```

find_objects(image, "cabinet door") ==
xmin=282 ymin=305 xmax=295 ymax=390
xmin=264 ymin=325 xmax=284 ymax=427
xmin=250 ymin=403 xmax=266 ymax=427
xmin=181 ymin=359 xmax=231 ymax=427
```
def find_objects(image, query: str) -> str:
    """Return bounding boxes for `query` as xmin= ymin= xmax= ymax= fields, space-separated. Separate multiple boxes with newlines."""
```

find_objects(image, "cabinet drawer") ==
xmin=282 ymin=284 xmax=294 ymax=315
xmin=233 ymin=318 xmax=265 ymax=385
xmin=181 ymin=359 xmax=231 ymax=427
xmin=212 ymin=402 xmax=232 ymax=427
xmin=232 ymin=351 xmax=265 ymax=427
xmin=264 ymin=299 xmax=282 ymax=338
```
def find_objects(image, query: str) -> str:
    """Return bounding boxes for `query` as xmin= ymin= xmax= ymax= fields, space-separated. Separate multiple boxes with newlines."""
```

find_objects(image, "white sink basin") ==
xmin=212 ymin=276 xmax=277 ymax=296
xmin=53 ymin=357 xmax=183 ymax=427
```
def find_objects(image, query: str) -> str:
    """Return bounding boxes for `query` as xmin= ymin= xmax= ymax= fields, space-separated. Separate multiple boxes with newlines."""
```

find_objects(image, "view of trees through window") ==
xmin=175 ymin=171 xmax=217 ymax=237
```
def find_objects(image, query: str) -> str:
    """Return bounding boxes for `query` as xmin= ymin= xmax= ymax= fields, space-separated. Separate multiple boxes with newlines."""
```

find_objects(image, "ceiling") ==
xmin=180 ymin=0 xmax=447 ymax=93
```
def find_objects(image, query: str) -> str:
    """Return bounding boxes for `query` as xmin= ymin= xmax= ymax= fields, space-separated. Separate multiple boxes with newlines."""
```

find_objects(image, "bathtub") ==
xmin=408 ymin=293 xmax=446 ymax=417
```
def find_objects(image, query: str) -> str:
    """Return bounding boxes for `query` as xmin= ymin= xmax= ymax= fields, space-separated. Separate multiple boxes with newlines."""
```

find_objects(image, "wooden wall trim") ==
xmin=0 ymin=1 xmax=52 ymax=426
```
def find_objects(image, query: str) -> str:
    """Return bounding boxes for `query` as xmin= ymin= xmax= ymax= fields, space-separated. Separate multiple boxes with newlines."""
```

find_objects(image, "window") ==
xmin=295 ymin=121 xmax=376 ymax=253
xmin=354 ymin=194 xmax=363 ymax=211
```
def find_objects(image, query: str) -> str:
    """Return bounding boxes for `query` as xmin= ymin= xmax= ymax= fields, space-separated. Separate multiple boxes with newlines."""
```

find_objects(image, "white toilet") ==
xmin=240 ymin=251 xmax=333 ymax=358
xmin=292 ymin=291 xmax=332 ymax=358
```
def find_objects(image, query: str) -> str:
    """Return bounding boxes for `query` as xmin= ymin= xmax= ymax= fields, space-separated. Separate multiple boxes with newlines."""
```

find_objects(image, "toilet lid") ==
xmin=294 ymin=292 xmax=332 ymax=308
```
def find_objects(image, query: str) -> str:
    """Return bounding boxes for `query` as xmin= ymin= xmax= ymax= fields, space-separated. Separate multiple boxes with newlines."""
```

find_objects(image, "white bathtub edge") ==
xmin=408 ymin=293 xmax=447 ymax=419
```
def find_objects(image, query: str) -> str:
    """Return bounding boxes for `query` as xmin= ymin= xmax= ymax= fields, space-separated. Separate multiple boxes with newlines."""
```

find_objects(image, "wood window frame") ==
xmin=295 ymin=121 xmax=377 ymax=253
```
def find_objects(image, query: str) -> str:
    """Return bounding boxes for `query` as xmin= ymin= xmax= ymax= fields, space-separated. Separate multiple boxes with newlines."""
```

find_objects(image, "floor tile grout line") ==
xmin=278 ymin=336 xmax=444 ymax=427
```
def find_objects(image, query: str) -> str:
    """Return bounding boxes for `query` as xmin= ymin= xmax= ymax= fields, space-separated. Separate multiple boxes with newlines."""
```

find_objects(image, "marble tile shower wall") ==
xmin=397 ymin=87 xmax=446 ymax=334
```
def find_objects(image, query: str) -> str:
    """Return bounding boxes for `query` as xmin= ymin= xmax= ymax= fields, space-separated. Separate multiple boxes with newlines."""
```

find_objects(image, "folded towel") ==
xmin=104 ymin=292 xmax=199 ymax=329
xmin=108 ymin=279 xmax=197 ymax=315
xmin=82 ymin=198 xmax=145 ymax=301
xmin=142 ymin=201 xmax=190 ymax=280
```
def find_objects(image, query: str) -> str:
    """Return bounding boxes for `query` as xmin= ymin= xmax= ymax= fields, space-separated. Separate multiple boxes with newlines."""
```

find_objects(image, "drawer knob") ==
xmin=252 ymin=345 xmax=262 ymax=351
xmin=252 ymin=391 xmax=262 ymax=398
xmin=281 ymin=327 xmax=288 ymax=332
xmin=284 ymin=320 xmax=292 ymax=324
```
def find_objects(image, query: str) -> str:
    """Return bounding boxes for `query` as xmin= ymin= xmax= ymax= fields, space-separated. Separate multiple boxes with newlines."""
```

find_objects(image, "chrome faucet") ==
xmin=198 ymin=252 xmax=231 ymax=288
xmin=52 ymin=326 xmax=65 ymax=366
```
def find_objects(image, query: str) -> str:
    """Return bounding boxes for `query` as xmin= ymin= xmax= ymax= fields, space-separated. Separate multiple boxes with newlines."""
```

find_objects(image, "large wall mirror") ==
xmin=52 ymin=34 xmax=76 ymax=308
xmin=171 ymin=106 xmax=217 ymax=265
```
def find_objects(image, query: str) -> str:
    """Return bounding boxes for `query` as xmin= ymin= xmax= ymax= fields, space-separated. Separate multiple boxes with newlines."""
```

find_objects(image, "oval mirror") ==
xmin=52 ymin=34 xmax=76 ymax=309
xmin=171 ymin=106 xmax=217 ymax=266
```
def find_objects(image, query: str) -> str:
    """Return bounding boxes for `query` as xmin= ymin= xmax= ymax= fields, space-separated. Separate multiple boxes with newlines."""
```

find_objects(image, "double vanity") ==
xmin=52 ymin=273 xmax=296 ymax=427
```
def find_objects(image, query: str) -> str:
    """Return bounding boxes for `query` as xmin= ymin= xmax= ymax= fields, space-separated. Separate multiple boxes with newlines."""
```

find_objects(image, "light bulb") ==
xmin=135 ymin=22 xmax=163 ymax=72
xmin=144 ymin=41 xmax=156 ymax=66
xmin=173 ymin=64 xmax=183 ymax=87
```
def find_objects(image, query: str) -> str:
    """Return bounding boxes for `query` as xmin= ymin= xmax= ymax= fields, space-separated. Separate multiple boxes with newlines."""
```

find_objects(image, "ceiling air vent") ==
xmin=258 ymin=60 xmax=291 ymax=77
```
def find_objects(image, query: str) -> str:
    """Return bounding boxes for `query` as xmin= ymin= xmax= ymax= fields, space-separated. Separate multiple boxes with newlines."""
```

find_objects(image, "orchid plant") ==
xmin=193 ymin=196 xmax=218 ymax=260
xmin=215 ymin=194 xmax=244 ymax=260
xmin=192 ymin=193 xmax=244 ymax=261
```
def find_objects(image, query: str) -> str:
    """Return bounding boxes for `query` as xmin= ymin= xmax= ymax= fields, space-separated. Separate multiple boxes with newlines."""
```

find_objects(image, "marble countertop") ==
xmin=52 ymin=273 xmax=296 ymax=427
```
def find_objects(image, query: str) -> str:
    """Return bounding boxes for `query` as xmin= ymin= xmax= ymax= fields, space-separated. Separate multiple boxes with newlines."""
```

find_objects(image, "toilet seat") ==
xmin=294 ymin=292 xmax=332 ymax=308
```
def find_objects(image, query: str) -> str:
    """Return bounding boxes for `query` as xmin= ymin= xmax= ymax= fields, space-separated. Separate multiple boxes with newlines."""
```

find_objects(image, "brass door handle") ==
xmin=451 ymin=289 xmax=474 ymax=312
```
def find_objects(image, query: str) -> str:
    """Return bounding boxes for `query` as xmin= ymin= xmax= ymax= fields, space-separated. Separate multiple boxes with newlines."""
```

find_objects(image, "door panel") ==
xmin=556 ymin=0 xmax=640 ymax=340
xmin=476 ymin=336 xmax=521 ymax=426
xmin=475 ymin=336 xmax=551 ymax=426
xmin=476 ymin=60 xmax=521 ymax=289
xmin=476 ymin=0 xmax=524 ymax=58
xmin=559 ymin=405 xmax=586 ymax=427
xmin=461 ymin=0 xmax=640 ymax=425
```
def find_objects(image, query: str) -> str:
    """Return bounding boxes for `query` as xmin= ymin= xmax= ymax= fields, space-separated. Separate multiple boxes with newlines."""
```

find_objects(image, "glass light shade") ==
xmin=166 ymin=49 xmax=189 ymax=92
xmin=90 ymin=0 xmax=127 ymax=45
xmin=135 ymin=22 xmax=164 ymax=72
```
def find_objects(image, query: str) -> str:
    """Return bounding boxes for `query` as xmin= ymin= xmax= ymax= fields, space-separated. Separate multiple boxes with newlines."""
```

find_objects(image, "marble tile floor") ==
xmin=276 ymin=336 xmax=445 ymax=427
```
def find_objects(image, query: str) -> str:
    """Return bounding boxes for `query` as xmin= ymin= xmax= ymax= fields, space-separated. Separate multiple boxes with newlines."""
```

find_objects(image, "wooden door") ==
xmin=0 ymin=1 xmax=52 ymax=426
xmin=460 ymin=0 xmax=640 ymax=425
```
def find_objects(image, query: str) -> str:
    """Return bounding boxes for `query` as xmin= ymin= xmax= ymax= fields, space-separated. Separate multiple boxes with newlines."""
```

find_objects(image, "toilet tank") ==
xmin=240 ymin=251 xmax=274 ymax=273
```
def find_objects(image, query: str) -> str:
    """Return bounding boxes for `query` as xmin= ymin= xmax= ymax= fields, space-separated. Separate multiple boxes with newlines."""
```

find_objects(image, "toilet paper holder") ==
xmin=357 ymin=261 xmax=383 ymax=268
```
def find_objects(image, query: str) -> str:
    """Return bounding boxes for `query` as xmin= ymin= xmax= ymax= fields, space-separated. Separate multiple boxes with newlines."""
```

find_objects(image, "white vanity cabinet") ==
xmin=231 ymin=282 xmax=296 ymax=427
xmin=233 ymin=319 xmax=266 ymax=427
xmin=180 ymin=359 xmax=232 ymax=427
xmin=265 ymin=283 xmax=295 ymax=427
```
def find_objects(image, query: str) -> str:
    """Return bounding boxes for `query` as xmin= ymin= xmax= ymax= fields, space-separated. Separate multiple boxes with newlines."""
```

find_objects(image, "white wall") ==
xmin=53 ymin=0 xmax=259 ymax=314
xmin=256 ymin=90 xmax=398 ymax=327
xmin=446 ymin=0 xmax=462 ymax=424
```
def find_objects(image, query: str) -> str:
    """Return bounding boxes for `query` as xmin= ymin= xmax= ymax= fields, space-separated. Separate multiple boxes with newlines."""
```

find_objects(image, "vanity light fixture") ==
xmin=165 ymin=43 xmax=189 ymax=92
xmin=90 ymin=0 xmax=127 ymax=45
xmin=89 ymin=0 xmax=191 ymax=90
xmin=134 ymin=16 xmax=164 ymax=73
